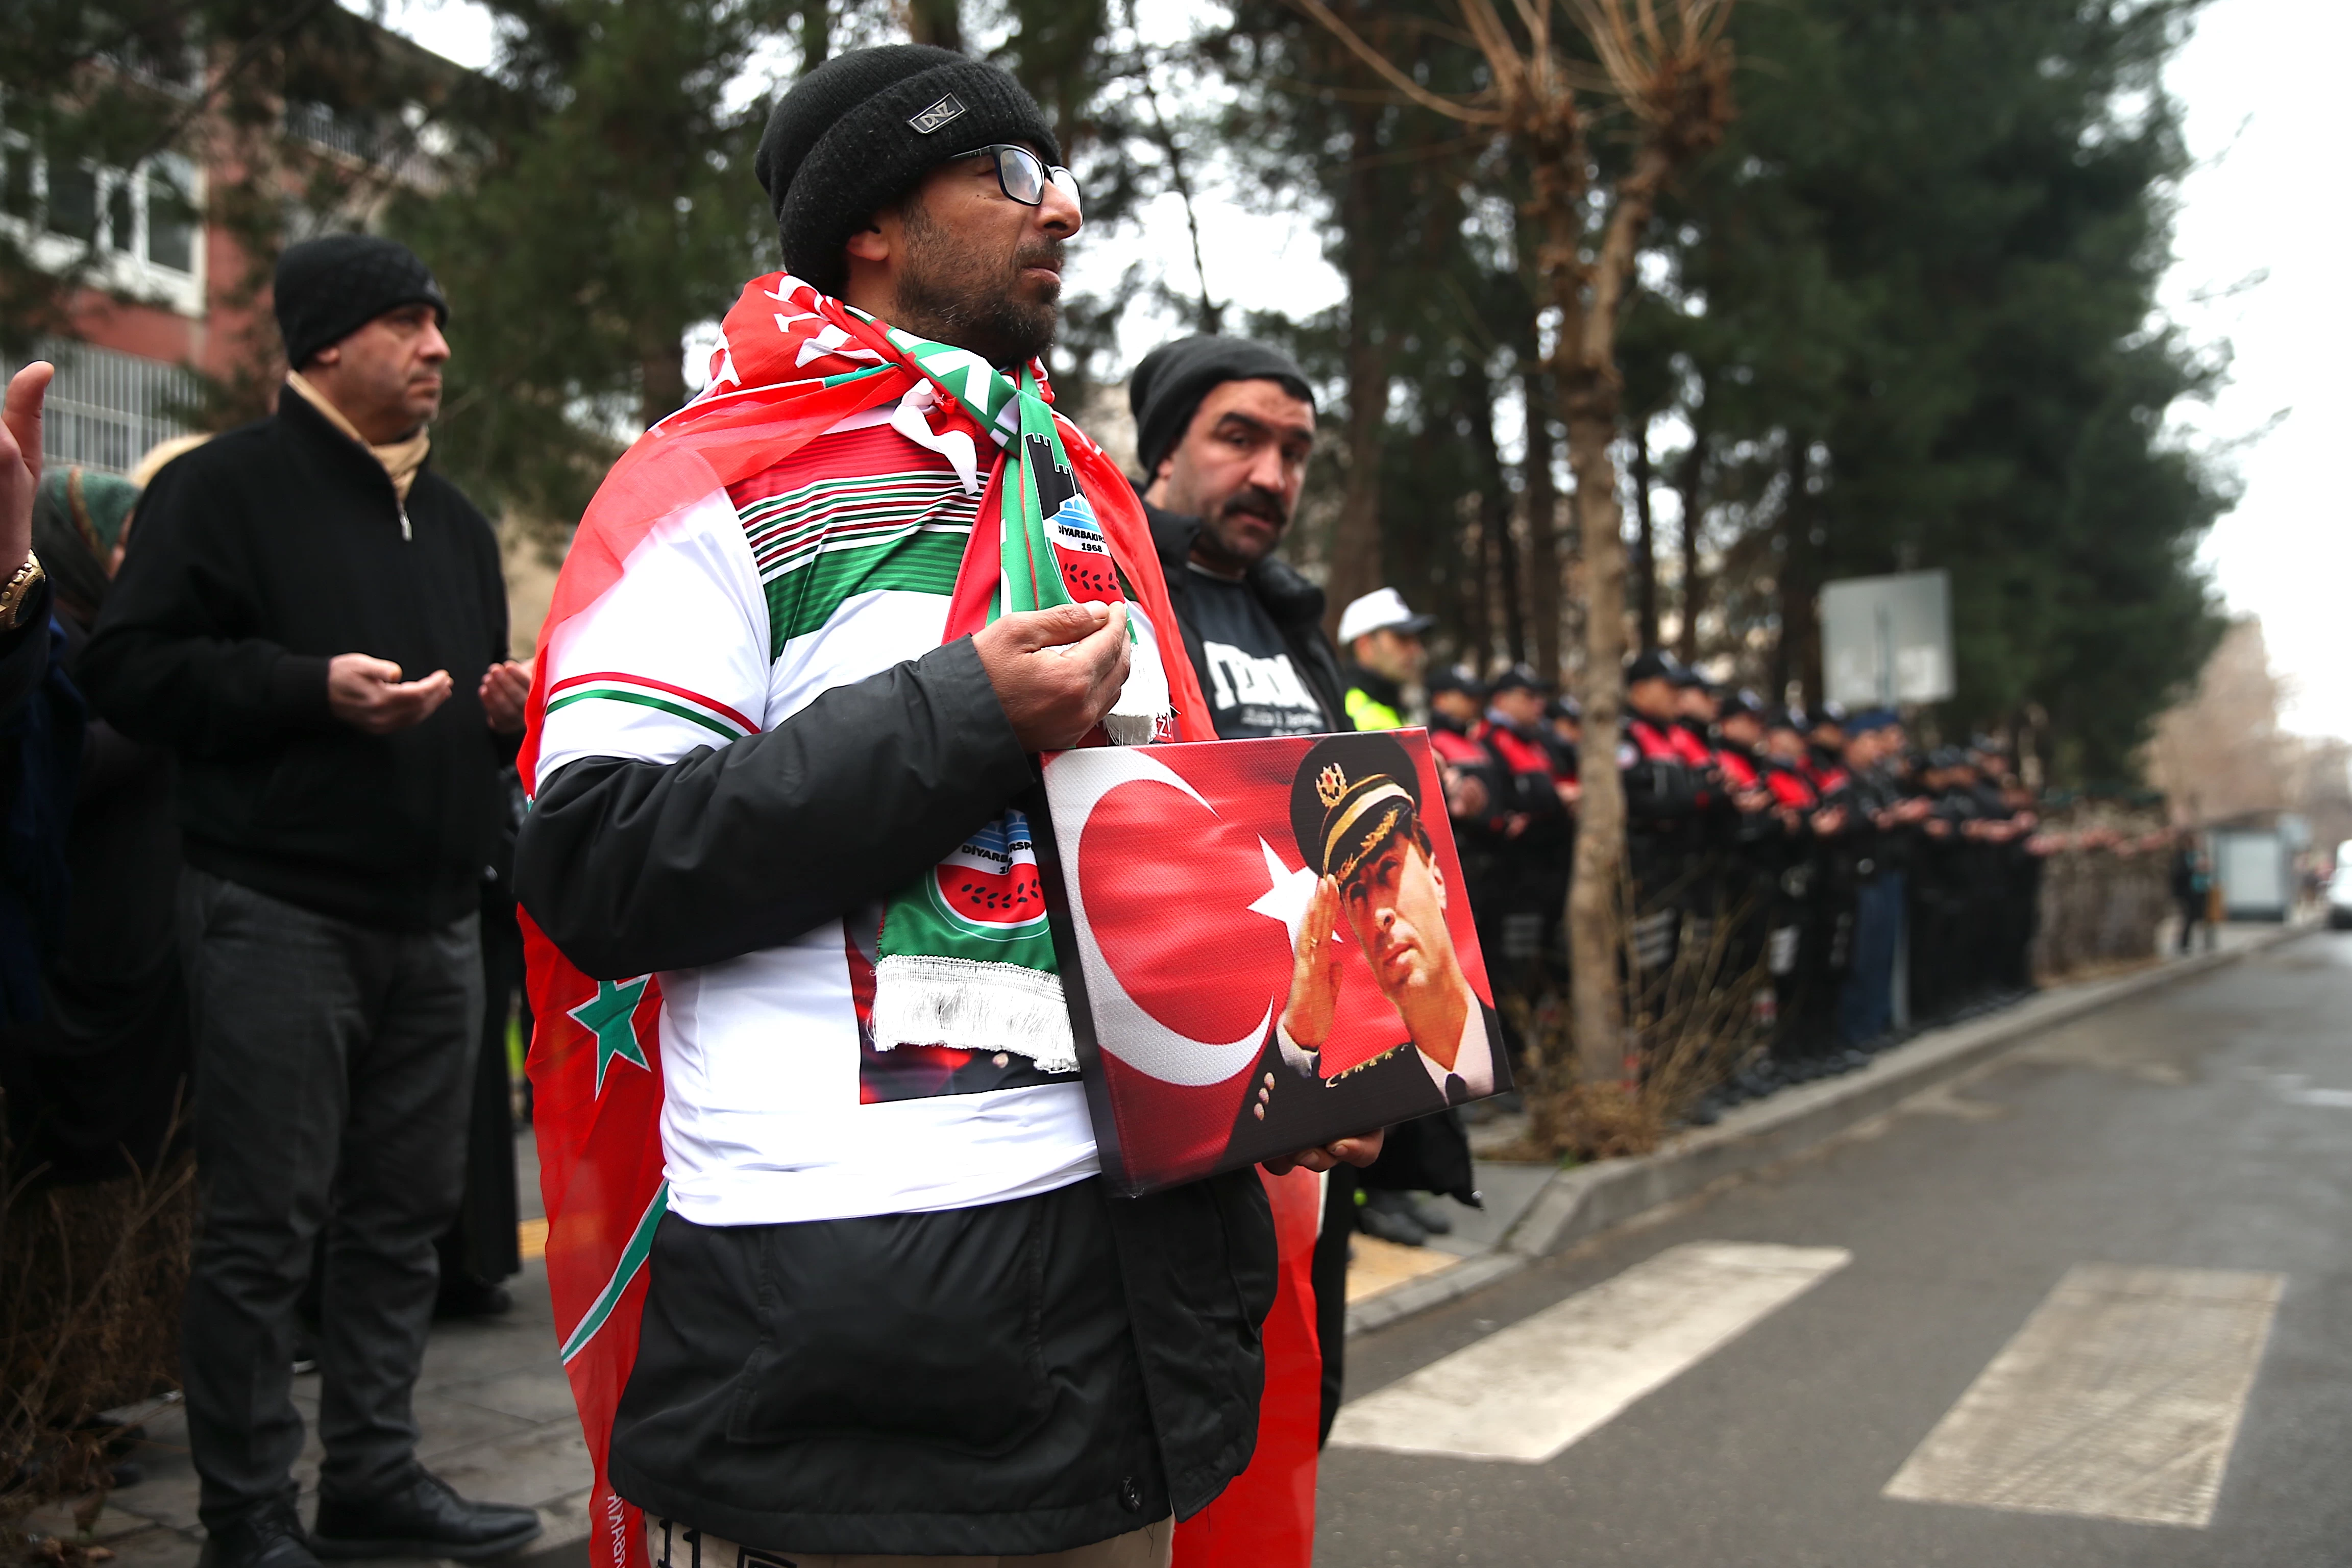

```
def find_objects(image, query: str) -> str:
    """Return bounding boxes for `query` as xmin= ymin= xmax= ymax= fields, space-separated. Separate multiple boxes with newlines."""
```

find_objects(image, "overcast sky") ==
xmin=367 ymin=0 xmax=2341 ymax=738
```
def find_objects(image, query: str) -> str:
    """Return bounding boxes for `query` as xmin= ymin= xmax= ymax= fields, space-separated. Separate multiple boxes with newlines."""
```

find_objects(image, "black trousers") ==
xmin=177 ymin=870 xmax=479 ymax=1529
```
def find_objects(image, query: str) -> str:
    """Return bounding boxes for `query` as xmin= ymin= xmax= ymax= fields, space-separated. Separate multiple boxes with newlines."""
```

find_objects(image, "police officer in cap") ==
xmin=1620 ymin=650 xmax=1705 ymax=1012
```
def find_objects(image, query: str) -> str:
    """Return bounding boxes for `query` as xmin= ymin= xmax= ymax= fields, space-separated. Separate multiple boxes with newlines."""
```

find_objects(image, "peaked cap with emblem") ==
xmin=756 ymin=44 xmax=1062 ymax=295
xmin=1291 ymin=731 xmax=1424 ymax=885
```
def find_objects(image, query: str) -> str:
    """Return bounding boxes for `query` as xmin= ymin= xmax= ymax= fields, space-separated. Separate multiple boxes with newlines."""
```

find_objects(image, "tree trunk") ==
xmin=1674 ymin=419 xmax=1707 ymax=666
xmin=1771 ymin=436 xmax=1817 ymax=705
xmin=906 ymin=0 xmax=962 ymax=52
xmin=1326 ymin=96 xmax=1388 ymax=636
xmin=797 ymin=0 xmax=831 ymax=66
xmin=1523 ymin=367 xmax=1562 ymax=680
xmin=639 ymin=343 xmax=685 ymax=433
xmin=1464 ymin=369 xmax=1523 ymax=667
xmin=1550 ymin=141 xmax=1674 ymax=1087
xmin=1630 ymin=418 xmax=1658 ymax=652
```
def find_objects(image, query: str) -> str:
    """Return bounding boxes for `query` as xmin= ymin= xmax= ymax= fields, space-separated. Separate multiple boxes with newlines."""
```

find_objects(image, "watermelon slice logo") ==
xmin=1048 ymin=495 xmax=1119 ymax=600
xmin=927 ymin=808 xmax=1050 ymax=938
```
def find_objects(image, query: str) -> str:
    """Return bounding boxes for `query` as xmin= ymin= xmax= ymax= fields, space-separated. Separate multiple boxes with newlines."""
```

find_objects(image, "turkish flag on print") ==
xmin=1037 ymin=729 xmax=1502 ymax=1195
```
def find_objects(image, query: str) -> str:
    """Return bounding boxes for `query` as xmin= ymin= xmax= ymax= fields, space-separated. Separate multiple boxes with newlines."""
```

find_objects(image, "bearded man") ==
xmin=512 ymin=46 xmax=1376 ymax=1568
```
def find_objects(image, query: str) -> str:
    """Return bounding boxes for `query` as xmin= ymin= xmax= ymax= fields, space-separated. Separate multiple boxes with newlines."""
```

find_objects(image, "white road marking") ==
xmin=1883 ymin=1264 xmax=2283 ymax=1529
xmin=1327 ymin=1240 xmax=1852 ymax=1463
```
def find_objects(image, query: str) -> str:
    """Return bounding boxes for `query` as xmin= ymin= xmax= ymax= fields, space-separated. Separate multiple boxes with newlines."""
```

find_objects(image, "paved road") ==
xmin=1318 ymin=932 xmax=2352 ymax=1566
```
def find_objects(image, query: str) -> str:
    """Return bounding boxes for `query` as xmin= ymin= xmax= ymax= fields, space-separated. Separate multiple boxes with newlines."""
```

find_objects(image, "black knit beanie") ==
xmin=1128 ymin=335 xmax=1316 ymax=480
xmin=273 ymin=235 xmax=448 ymax=369
xmin=756 ymin=44 xmax=1061 ymax=296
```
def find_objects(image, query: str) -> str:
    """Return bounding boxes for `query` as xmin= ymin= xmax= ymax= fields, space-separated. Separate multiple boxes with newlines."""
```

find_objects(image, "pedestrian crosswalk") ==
xmin=1329 ymin=1244 xmax=2282 ymax=1532
xmin=1883 ymin=1264 xmax=2283 ymax=1528
xmin=1328 ymin=1242 xmax=1852 ymax=1462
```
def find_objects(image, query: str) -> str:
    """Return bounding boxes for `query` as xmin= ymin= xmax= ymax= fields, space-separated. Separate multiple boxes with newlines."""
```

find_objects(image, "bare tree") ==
xmin=1290 ymin=0 xmax=1735 ymax=1081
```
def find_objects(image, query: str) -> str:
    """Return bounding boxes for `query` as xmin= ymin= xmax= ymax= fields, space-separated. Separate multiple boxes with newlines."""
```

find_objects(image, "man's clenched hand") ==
xmin=328 ymin=653 xmax=453 ymax=734
xmin=974 ymin=601 xmax=1132 ymax=752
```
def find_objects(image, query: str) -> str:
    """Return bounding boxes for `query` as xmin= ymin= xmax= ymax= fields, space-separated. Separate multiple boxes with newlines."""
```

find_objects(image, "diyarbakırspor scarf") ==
xmin=858 ymin=315 xmax=1172 ymax=1071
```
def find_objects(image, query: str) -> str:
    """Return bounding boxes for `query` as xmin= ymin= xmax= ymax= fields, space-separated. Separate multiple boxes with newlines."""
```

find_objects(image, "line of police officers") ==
xmin=1425 ymin=649 xmax=2049 ymax=1115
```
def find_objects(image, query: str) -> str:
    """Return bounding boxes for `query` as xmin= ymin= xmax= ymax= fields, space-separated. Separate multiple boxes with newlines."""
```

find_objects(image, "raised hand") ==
xmin=1281 ymin=874 xmax=1345 ymax=1050
xmin=1 ymin=362 xmax=55 ymax=578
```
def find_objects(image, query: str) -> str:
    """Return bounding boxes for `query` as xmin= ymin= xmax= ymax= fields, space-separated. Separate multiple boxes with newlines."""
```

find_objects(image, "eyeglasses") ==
xmin=954 ymin=144 xmax=1083 ymax=222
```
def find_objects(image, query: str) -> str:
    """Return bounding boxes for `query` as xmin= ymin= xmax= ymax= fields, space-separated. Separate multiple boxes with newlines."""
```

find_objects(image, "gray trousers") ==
xmin=178 ymin=869 xmax=481 ymax=1529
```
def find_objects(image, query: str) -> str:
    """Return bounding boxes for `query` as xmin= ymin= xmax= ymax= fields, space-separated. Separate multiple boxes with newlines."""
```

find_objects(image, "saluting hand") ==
xmin=1280 ymin=874 xmax=1345 ymax=1051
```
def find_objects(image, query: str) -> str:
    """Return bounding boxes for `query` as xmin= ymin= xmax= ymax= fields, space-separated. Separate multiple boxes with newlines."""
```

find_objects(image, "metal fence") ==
xmin=3 ymin=338 xmax=198 ymax=476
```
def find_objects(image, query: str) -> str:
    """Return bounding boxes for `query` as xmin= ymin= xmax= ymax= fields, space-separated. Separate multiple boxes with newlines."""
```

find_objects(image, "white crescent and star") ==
xmin=1046 ymin=748 xmax=1301 ymax=1087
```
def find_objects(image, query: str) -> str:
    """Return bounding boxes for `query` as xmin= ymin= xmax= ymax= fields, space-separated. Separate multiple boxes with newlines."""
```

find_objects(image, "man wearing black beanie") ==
xmin=83 ymin=235 xmax=538 ymax=1568
xmin=511 ymin=42 xmax=1380 ymax=1568
xmin=1129 ymin=335 xmax=1344 ymax=742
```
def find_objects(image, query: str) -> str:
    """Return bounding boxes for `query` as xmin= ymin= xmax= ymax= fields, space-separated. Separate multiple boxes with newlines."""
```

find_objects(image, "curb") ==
xmin=1345 ymin=923 xmax=2316 ymax=1338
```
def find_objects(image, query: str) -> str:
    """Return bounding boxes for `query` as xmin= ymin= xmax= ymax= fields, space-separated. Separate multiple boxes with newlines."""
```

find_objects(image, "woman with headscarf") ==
xmin=0 ymin=464 xmax=188 ymax=1182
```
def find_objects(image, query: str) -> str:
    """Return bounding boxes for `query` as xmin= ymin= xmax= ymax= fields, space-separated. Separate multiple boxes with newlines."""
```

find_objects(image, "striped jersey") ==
xmin=535 ymin=388 xmax=1099 ymax=1227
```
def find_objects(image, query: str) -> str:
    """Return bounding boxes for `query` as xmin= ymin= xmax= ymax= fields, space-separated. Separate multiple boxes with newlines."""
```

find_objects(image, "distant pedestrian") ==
xmin=82 ymin=235 xmax=540 ymax=1568
xmin=2172 ymin=837 xmax=2215 ymax=953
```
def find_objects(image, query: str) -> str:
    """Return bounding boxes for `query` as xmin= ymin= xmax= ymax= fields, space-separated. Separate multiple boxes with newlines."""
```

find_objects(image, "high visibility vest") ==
xmin=1345 ymin=685 xmax=1404 ymax=731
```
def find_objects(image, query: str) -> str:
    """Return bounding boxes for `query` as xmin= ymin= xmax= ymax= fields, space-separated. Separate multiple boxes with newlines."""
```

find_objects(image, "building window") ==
xmin=1 ymin=339 xmax=199 ymax=477
xmin=147 ymin=158 xmax=195 ymax=272
xmin=0 ymin=138 xmax=203 ymax=280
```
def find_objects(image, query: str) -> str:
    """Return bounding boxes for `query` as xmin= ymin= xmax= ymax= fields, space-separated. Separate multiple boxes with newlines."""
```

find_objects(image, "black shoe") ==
xmin=313 ymin=1469 xmax=542 ymax=1562
xmin=291 ymin=1328 xmax=320 ymax=1378
xmin=200 ymin=1503 xmax=319 ymax=1568
xmin=1407 ymin=1195 xmax=1456 ymax=1236
xmin=1356 ymin=1191 xmax=1429 ymax=1247
xmin=434 ymin=1277 xmax=514 ymax=1319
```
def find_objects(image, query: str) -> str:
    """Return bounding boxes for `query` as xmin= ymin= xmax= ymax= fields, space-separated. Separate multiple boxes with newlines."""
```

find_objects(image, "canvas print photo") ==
xmin=1036 ymin=729 xmax=1512 ymax=1195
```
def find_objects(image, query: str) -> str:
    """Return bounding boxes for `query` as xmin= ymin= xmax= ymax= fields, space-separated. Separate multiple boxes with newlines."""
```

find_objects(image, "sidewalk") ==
xmin=47 ymin=922 xmax=2304 ymax=1568
xmin=51 ymin=1140 xmax=592 ymax=1568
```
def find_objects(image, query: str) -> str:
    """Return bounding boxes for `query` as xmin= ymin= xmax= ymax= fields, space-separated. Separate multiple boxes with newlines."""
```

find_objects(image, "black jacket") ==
xmin=1141 ymin=499 xmax=1346 ymax=734
xmin=515 ymin=640 xmax=1273 ymax=1549
xmin=80 ymin=391 xmax=510 ymax=931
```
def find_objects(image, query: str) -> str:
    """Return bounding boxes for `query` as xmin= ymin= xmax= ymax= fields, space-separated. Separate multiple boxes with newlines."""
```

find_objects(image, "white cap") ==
xmin=1337 ymin=586 xmax=1437 ymax=648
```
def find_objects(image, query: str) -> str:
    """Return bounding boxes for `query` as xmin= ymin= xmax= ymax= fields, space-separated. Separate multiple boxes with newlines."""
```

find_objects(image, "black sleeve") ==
xmin=80 ymin=460 xmax=332 ymax=754
xmin=516 ymin=636 xmax=1034 ymax=979
xmin=0 ymin=578 xmax=55 ymax=723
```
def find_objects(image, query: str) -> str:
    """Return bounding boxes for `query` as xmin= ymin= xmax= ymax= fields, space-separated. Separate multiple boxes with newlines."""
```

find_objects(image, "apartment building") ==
xmin=2 ymin=17 xmax=464 ymax=475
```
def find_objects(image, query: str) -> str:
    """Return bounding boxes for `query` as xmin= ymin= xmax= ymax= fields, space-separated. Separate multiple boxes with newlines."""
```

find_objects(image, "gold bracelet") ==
xmin=0 ymin=553 xmax=45 ymax=631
